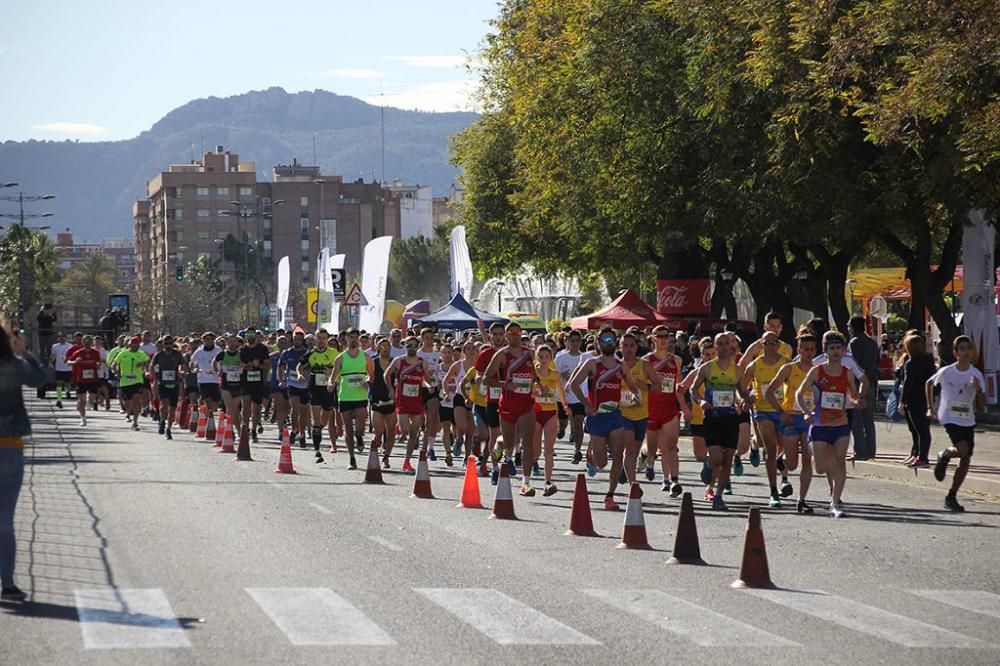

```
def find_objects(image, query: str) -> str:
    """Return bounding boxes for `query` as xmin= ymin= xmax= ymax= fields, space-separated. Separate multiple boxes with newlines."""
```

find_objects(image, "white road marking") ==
xmin=367 ymin=535 xmax=403 ymax=552
xmin=246 ymin=587 xmax=394 ymax=646
xmin=75 ymin=588 xmax=191 ymax=649
xmin=748 ymin=589 xmax=991 ymax=648
xmin=912 ymin=590 xmax=1000 ymax=620
xmin=309 ymin=502 xmax=334 ymax=516
xmin=583 ymin=589 xmax=798 ymax=646
xmin=416 ymin=588 xmax=599 ymax=645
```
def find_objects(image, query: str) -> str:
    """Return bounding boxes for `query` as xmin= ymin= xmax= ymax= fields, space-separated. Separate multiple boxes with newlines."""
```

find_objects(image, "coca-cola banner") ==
xmin=656 ymin=279 xmax=712 ymax=317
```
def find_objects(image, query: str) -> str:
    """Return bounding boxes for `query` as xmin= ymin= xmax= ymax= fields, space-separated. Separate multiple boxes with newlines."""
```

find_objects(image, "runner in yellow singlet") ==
xmin=743 ymin=330 xmax=790 ymax=507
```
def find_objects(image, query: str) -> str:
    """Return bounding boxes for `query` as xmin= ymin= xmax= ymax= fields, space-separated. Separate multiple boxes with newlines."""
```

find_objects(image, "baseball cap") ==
xmin=129 ymin=336 xmax=141 ymax=345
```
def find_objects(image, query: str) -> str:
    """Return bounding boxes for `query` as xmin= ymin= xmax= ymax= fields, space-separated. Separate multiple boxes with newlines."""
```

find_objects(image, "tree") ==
xmin=55 ymin=252 xmax=116 ymax=321
xmin=386 ymin=223 xmax=453 ymax=307
xmin=161 ymin=255 xmax=236 ymax=334
xmin=0 ymin=226 xmax=57 ymax=325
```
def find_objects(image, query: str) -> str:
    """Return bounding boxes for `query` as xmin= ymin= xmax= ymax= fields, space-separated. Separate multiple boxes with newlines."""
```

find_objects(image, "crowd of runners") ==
xmin=43 ymin=311 xmax=985 ymax=515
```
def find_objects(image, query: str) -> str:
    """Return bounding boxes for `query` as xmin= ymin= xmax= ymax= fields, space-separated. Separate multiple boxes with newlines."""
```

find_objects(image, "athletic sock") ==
xmin=312 ymin=426 xmax=322 ymax=451
xmin=56 ymin=385 xmax=63 ymax=401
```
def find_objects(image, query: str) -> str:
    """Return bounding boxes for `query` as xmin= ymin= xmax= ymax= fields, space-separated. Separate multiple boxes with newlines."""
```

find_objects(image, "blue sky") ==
xmin=0 ymin=0 xmax=500 ymax=142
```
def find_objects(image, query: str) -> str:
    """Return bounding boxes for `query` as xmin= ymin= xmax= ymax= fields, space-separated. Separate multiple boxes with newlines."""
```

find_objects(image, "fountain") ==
xmin=477 ymin=269 xmax=584 ymax=322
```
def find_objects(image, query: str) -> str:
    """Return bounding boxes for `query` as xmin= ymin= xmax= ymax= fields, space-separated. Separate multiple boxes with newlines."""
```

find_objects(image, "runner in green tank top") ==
xmin=329 ymin=328 xmax=373 ymax=469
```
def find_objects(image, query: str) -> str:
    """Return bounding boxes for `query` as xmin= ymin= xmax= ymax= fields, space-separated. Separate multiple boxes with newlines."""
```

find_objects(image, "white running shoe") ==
xmin=830 ymin=502 xmax=845 ymax=518
xmin=79 ymin=417 xmax=87 ymax=427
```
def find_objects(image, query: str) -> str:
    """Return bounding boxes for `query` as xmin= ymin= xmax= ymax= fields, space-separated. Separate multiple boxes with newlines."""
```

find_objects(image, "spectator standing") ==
xmin=0 ymin=320 xmax=47 ymax=602
xmin=848 ymin=315 xmax=880 ymax=460
xmin=899 ymin=334 xmax=936 ymax=467
xmin=36 ymin=304 xmax=56 ymax=361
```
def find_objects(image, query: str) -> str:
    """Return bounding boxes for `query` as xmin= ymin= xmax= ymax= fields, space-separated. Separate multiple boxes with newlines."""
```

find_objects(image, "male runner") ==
xmin=50 ymin=332 xmax=73 ymax=409
xmin=383 ymin=336 xmax=430 ymax=472
xmin=643 ymin=325 xmax=689 ymax=494
xmin=555 ymin=330 xmax=589 ymax=463
xmin=190 ymin=332 xmax=222 ymax=430
xmin=473 ymin=323 xmax=506 ymax=474
xmin=614 ymin=332 xmax=662 ymax=501
xmin=765 ymin=333 xmax=817 ymax=513
xmin=279 ymin=330 xmax=311 ymax=448
xmin=796 ymin=331 xmax=861 ymax=518
xmin=928 ymin=335 xmax=986 ymax=512
xmin=66 ymin=335 xmax=101 ymax=426
xmin=111 ymin=336 xmax=150 ymax=431
xmin=329 ymin=327 xmax=371 ymax=470
xmin=417 ymin=327 xmax=443 ymax=461
xmin=691 ymin=332 xmax=752 ymax=511
xmin=150 ymin=336 xmax=187 ymax=439
xmin=568 ymin=327 xmax=641 ymax=510
xmin=240 ymin=329 xmax=270 ymax=442
xmin=743 ymin=330 xmax=791 ymax=507
xmin=299 ymin=329 xmax=339 ymax=463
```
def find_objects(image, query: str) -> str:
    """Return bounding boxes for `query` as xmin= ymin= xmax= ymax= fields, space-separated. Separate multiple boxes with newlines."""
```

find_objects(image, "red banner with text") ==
xmin=655 ymin=279 xmax=712 ymax=317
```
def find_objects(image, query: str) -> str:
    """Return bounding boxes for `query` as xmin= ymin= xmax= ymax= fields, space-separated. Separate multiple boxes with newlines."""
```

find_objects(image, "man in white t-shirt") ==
xmin=927 ymin=335 xmax=985 ymax=512
xmin=189 ymin=332 xmax=223 ymax=416
xmin=388 ymin=328 xmax=407 ymax=359
xmin=555 ymin=330 xmax=590 ymax=464
xmin=50 ymin=332 xmax=74 ymax=409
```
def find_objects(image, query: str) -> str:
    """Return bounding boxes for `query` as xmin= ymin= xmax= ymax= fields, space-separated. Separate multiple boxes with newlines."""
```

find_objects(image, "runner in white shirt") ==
xmin=555 ymin=331 xmax=590 ymax=464
xmin=189 ymin=332 xmax=223 ymax=421
xmin=927 ymin=335 xmax=985 ymax=512
xmin=50 ymin=333 xmax=74 ymax=409
xmin=417 ymin=328 xmax=444 ymax=463
xmin=138 ymin=330 xmax=159 ymax=418
xmin=388 ymin=328 xmax=407 ymax=359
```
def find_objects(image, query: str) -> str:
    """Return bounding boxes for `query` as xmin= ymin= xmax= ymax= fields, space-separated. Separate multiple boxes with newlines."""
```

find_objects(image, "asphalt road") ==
xmin=3 ymin=395 xmax=1000 ymax=665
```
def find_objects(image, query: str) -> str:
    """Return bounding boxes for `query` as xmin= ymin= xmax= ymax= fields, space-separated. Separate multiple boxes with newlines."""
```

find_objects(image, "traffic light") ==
xmin=176 ymin=265 xmax=184 ymax=281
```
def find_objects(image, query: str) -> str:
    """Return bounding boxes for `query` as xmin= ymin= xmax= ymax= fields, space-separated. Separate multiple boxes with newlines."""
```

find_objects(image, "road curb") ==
xmin=849 ymin=459 xmax=1000 ymax=498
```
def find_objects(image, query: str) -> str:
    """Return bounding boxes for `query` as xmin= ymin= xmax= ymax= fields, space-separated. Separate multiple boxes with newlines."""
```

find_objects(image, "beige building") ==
xmin=134 ymin=146 xmax=403 ymax=325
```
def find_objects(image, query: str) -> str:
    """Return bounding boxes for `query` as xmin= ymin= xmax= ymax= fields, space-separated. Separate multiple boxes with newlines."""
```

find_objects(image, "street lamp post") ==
xmin=0 ymin=185 xmax=55 ymax=330
xmin=225 ymin=197 xmax=284 ymax=326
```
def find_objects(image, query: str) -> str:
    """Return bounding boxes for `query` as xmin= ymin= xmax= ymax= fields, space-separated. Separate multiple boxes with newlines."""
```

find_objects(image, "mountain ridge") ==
xmin=0 ymin=87 xmax=477 ymax=242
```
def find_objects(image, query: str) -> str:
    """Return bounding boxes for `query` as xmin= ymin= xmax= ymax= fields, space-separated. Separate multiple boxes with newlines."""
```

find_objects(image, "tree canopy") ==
xmin=452 ymin=0 xmax=1000 ymax=341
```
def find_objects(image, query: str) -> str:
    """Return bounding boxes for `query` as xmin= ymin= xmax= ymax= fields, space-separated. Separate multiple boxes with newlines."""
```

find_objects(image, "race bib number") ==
xmin=801 ymin=394 xmax=816 ymax=412
xmin=763 ymin=382 xmax=783 ymax=401
xmin=536 ymin=388 xmax=557 ymax=405
xmin=161 ymin=370 xmax=176 ymax=381
xmin=441 ymin=392 xmax=455 ymax=408
xmin=511 ymin=377 xmax=533 ymax=395
xmin=488 ymin=386 xmax=502 ymax=400
xmin=427 ymin=373 xmax=440 ymax=387
xmin=949 ymin=402 xmax=972 ymax=418
xmin=621 ymin=392 xmax=639 ymax=407
xmin=402 ymin=383 xmax=420 ymax=398
xmin=821 ymin=391 xmax=845 ymax=410
xmin=713 ymin=390 xmax=735 ymax=408
xmin=346 ymin=374 xmax=366 ymax=388
xmin=598 ymin=400 xmax=619 ymax=414
xmin=660 ymin=375 xmax=675 ymax=393
xmin=125 ymin=374 xmax=137 ymax=381
xmin=81 ymin=369 xmax=95 ymax=380
xmin=313 ymin=372 xmax=327 ymax=385
xmin=246 ymin=371 xmax=262 ymax=382
xmin=225 ymin=370 xmax=242 ymax=383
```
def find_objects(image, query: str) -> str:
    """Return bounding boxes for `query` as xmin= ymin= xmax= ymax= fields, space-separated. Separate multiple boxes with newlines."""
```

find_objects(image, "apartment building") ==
xmin=134 ymin=147 xmax=404 ymax=323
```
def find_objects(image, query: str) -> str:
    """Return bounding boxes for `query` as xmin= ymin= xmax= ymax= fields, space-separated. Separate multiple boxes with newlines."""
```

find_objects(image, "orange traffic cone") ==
xmin=489 ymin=464 xmax=517 ymax=520
xmin=616 ymin=483 xmax=651 ymax=550
xmin=174 ymin=400 xmax=183 ymax=426
xmin=236 ymin=422 xmax=253 ymax=461
xmin=411 ymin=448 xmax=434 ymax=498
xmin=220 ymin=416 xmax=235 ymax=453
xmin=275 ymin=429 xmax=296 ymax=474
xmin=364 ymin=446 xmax=384 ymax=484
xmin=179 ymin=400 xmax=191 ymax=430
xmin=205 ymin=410 xmax=217 ymax=442
xmin=456 ymin=456 xmax=483 ymax=509
xmin=214 ymin=413 xmax=226 ymax=448
xmin=195 ymin=406 xmax=207 ymax=438
xmin=667 ymin=492 xmax=706 ymax=565
xmin=565 ymin=473 xmax=598 ymax=537
xmin=732 ymin=508 xmax=775 ymax=589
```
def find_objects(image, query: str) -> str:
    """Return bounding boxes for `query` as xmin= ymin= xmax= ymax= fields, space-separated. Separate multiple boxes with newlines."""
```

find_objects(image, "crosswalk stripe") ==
xmin=75 ymin=588 xmax=191 ymax=649
xmin=416 ymin=588 xmax=600 ymax=645
xmin=912 ymin=590 xmax=1000 ymax=620
xmin=748 ymin=589 xmax=991 ymax=648
xmin=246 ymin=588 xmax=395 ymax=646
xmin=583 ymin=589 xmax=798 ymax=647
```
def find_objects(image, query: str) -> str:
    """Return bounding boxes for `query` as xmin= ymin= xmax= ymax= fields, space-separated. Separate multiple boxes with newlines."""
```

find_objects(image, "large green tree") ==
xmin=0 ymin=226 xmax=57 ymax=325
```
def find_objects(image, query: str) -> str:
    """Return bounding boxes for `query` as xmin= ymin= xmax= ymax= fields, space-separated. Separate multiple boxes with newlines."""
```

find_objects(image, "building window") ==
xmin=197 ymin=186 xmax=210 ymax=197
xmin=300 ymin=196 xmax=309 ymax=207
xmin=300 ymin=239 xmax=310 ymax=253
xmin=217 ymin=186 xmax=229 ymax=197
xmin=197 ymin=209 xmax=210 ymax=218
xmin=262 ymin=196 xmax=271 ymax=206
xmin=263 ymin=217 xmax=271 ymax=231
xmin=240 ymin=186 xmax=253 ymax=197
xmin=301 ymin=260 xmax=310 ymax=275
xmin=263 ymin=240 xmax=272 ymax=258
xmin=197 ymin=231 xmax=210 ymax=240
xmin=300 ymin=218 xmax=309 ymax=240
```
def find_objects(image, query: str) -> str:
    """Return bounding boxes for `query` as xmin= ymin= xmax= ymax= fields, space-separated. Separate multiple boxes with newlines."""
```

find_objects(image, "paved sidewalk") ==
xmin=849 ymin=418 xmax=1000 ymax=497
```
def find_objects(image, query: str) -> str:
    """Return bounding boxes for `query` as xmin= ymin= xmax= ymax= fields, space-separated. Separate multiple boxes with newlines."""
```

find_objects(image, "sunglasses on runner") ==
xmin=763 ymin=340 xmax=779 ymax=346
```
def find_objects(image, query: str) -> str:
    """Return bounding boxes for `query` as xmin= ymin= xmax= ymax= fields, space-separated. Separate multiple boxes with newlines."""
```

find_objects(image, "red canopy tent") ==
xmin=570 ymin=290 xmax=667 ymax=330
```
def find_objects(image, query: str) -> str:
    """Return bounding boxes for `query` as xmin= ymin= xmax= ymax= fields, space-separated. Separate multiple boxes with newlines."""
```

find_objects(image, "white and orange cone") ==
xmin=616 ymin=483 xmax=651 ymax=550
xmin=489 ymin=464 xmax=517 ymax=520
xmin=411 ymin=448 xmax=434 ymax=498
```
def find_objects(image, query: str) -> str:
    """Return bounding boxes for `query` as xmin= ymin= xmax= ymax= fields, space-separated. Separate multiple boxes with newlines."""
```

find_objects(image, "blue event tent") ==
xmin=412 ymin=293 xmax=509 ymax=330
